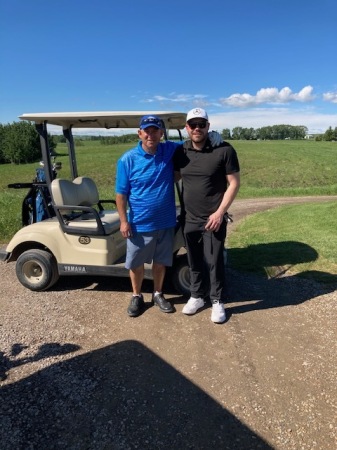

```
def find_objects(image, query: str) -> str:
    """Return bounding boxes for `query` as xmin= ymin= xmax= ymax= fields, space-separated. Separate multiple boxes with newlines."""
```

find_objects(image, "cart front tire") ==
xmin=16 ymin=249 xmax=59 ymax=291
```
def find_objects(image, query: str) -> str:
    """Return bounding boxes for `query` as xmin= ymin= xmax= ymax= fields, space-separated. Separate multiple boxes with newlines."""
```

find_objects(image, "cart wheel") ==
xmin=172 ymin=254 xmax=191 ymax=297
xmin=16 ymin=249 xmax=59 ymax=291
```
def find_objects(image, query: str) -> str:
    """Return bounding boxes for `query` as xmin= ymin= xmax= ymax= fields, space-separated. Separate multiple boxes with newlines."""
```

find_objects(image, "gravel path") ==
xmin=1 ymin=197 xmax=336 ymax=450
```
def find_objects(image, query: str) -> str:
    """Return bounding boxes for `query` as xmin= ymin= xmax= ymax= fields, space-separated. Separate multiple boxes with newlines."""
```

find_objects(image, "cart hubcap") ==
xmin=22 ymin=261 xmax=43 ymax=284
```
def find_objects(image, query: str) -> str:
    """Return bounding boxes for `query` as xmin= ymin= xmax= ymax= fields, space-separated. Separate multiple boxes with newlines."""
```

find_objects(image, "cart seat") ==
xmin=51 ymin=177 xmax=120 ymax=235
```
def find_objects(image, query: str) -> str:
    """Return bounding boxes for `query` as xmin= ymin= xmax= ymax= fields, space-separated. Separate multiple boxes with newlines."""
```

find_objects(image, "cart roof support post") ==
xmin=35 ymin=122 xmax=53 ymax=187
xmin=63 ymin=127 xmax=78 ymax=180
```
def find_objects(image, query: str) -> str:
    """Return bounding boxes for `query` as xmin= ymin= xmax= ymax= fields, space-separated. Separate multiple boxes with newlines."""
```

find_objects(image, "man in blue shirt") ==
xmin=116 ymin=114 xmax=222 ymax=317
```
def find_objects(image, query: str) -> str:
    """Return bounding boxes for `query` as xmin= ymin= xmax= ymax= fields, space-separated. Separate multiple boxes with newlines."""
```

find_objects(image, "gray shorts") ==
xmin=125 ymin=227 xmax=174 ymax=270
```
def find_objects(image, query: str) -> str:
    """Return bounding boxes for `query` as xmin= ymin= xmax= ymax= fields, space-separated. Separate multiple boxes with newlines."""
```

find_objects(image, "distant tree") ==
xmin=1 ymin=121 xmax=58 ymax=164
xmin=298 ymin=125 xmax=308 ymax=139
xmin=231 ymin=127 xmax=244 ymax=140
xmin=221 ymin=128 xmax=231 ymax=140
xmin=254 ymin=124 xmax=307 ymax=140
xmin=323 ymin=126 xmax=335 ymax=141
xmin=260 ymin=126 xmax=268 ymax=140
xmin=74 ymin=138 xmax=84 ymax=146
xmin=100 ymin=134 xmax=138 ymax=145
xmin=48 ymin=133 xmax=57 ymax=154
xmin=53 ymin=135 xmax=66 ymax=144
xmin=333 ymin=127 xmax=337 ymax=141
xmin=243 ymin=127 xmax=257 ymax=140
xmin=0 ymin=121 xmax=57 ymax=164
xmin=0 ymin=124 xmax=5 ymax=163
xmin=1 ymin=122 xmax=40 ymax=163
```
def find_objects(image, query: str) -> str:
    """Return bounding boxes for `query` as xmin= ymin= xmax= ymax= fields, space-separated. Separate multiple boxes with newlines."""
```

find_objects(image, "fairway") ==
xmin=232 ymin=139 xmax=337 ymax=197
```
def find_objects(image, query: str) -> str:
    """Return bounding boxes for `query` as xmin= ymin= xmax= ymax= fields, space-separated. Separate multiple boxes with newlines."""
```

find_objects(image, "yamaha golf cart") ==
xmin=0 ymin=112 xmax=191 ymax=294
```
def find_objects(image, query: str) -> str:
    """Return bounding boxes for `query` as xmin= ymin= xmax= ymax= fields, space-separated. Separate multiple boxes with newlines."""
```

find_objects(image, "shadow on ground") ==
xmin=228 ymin=240 xmax=316 ymax=273
xmin=0 ymin=343 xmax=80 ymax=381
xmin=225 ymin=268 xmax=336 ymax=317
xmin=223 ymin=240 xmax=336 ymax=315
xmin=46 ymin=239 xmax=336 ymax=315
xmin=0 ymin=340 xmax=272 ymax=449
xmin=227 ymin=240 xmax=337 ymax=284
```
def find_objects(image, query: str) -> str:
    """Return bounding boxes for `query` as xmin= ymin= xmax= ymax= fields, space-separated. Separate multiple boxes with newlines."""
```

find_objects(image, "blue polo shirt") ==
xmin=116 ymin=140 xmax=180 ymax=232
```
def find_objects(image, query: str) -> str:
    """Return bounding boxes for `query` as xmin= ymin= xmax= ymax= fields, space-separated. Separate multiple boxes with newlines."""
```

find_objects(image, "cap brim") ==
xmin=187 ymin=118 xmax=208 ymax=124
xmin=140 ymin=123 xmax=162 ymax=129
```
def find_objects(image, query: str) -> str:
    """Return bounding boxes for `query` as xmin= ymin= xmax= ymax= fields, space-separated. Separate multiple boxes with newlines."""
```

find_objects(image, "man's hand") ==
xmin=208 ymin=131 xmax=223 ymax=147
xmin=205 ymin=211 xmax=224 ymax=232
xmin=120 ymin=221 xmax=132 ymax=238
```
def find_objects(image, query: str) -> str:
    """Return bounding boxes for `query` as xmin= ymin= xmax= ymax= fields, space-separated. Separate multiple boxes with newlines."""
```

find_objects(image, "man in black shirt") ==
xmin=173 ymin=108 xmax=240 ymax=323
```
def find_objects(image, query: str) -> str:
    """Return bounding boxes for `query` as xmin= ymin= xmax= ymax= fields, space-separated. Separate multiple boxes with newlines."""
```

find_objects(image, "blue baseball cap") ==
xmin=139 ymin=115 xmax=163 ymax=129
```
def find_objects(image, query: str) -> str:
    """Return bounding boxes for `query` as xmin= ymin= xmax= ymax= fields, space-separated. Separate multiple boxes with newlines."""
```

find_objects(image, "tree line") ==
xmin=54 ymin=133 xmax=139 ymax=145
xmin=314 ymin=126 xmax=337 ymax=142
xmin=0 ymin=121 xmax=336 ymax=165
xmin=222 ymin=124 xmax=308 ymax=140
xmin=0 ymin=122 xmax=56 ymax=164
xmin=221 ymin=124 xmax=337 ymax=141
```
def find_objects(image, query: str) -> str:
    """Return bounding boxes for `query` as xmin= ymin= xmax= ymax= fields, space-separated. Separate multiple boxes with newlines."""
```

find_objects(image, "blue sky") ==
xmin=1 ymin=0 xmax=336 ymax=135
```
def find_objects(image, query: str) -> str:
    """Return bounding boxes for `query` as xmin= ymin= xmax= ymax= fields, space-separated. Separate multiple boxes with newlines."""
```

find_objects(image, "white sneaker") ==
xmin=211 ymin=301 xmax=226 ymax=323
xmin=182 ymin=297 xmax=204 ymax=315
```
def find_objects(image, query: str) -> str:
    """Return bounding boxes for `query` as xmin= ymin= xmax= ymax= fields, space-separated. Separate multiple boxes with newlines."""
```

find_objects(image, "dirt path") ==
xmin=1 ymin=197 xmax=336 ymax=449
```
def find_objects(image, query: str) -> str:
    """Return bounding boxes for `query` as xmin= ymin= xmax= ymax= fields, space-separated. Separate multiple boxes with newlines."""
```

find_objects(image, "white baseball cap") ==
xmin=186 ymin=108 xmax=208 ymax=122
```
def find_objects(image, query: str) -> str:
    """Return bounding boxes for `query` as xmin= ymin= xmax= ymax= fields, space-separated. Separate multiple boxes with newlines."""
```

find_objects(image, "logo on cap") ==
xmin=139 ymin=115 xmax=163 ymax=129
xmin=186 ymin=108 xmax=208 ymax=122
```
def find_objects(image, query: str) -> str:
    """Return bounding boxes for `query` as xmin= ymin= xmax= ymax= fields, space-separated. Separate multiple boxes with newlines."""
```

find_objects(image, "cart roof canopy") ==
xmin=19 ymin=111 xmax=187 ymax=130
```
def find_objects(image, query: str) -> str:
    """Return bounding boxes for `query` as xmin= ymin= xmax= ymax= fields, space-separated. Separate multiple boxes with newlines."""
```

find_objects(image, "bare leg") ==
xmin=129 ymin=265 xmax=144 ymax=295
xmin=152 ymin=262 xmax=166 ymax=293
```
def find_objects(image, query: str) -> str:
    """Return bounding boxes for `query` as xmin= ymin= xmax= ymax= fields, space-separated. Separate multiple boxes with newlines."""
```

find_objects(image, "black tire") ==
xmin=46 ymin=261 xmax=60 ymax=290
xmin=171 ymin=254 xmax=191 ymax=297
xmin=16 ymin=249 xmax=59 ymax=291
xmin=171 ymin=253 xmax=212 ymax=298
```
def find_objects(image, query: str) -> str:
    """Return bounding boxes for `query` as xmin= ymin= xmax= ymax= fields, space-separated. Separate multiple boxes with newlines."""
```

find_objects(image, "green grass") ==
xmin=1 ymin=139 xmax=336 ymax=284
xmin=233 ymin=140 xmax=337 ymax=197
xmin=0 ymin=142 xmax=130 ymax=237
xmin=227 ymin=202 xmax=337 ymax=284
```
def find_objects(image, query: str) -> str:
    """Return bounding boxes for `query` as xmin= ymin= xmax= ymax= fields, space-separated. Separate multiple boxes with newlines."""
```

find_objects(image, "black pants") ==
xmin=184 ymin=221 xmax=227 ymax=302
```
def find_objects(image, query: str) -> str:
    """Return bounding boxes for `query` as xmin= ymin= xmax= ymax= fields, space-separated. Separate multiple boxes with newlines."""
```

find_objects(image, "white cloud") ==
xmin=219 ymin=86 xmax=315 ymax=107
xmin=136 ymin=86 xmax=336 ymax=133
xmin=294 ymin=86 xmax=315 ymax=102
xmin=323 ymin=91 xmax=337 ymax=103
xmin=141 ymin=85 xmax=318 ymax=109
xmin=142 ymin=93 xmax=208 ymax=105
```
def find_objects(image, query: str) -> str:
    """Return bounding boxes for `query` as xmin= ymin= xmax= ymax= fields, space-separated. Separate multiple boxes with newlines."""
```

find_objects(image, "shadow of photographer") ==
xmin=0 ymin=340 xmax=272 ymax=449
xmin=0 ymin=342 xmax=80 ymax=381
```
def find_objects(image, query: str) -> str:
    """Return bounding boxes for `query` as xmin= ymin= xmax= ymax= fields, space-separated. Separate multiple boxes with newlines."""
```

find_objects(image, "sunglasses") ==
xmin=188 ymin=121 xmax=207 ymax=129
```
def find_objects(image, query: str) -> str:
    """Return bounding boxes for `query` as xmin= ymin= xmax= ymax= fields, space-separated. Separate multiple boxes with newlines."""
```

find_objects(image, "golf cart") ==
xmin=0 ymin=111 xmax=191 ymax=294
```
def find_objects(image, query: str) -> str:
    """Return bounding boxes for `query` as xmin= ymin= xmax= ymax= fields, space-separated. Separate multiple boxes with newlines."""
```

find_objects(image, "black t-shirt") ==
xmin=173 ymin=139 xmax=240 ymax=223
